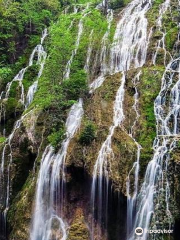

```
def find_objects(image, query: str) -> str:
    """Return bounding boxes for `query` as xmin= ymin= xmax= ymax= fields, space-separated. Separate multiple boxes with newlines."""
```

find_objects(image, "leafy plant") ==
xmin=79 ymin=122 xmax=96 ymax=145
xmin=0 ymin=137 xmax=6 ymax=144
xmin=62 ymin=70 xmax=88 ymax=100
xmin=48 ymin=127 xmax=66 ymax=150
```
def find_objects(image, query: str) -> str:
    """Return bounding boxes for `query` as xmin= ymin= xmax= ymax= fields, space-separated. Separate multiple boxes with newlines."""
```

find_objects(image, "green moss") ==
xmin=146 ymin=0 xmax=164 ymax=26
xmin=7 ymin=173 xmax=36 ymax=240
xmin=137 ymin=66 xmax=165 ymax=173
xmin=165 ymin=26 xmax=178 ymax=51
xmin=25 ymin=6 xmax=110 ymax=113
xmin=5 ymin=98 xmax=18 ymax=112
xmin=68 ymin=211 xmax=89 ymax=240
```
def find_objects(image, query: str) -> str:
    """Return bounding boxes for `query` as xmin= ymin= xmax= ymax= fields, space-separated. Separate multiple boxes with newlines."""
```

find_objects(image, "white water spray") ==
xmin=126 ymin=71 xmax=142 ymax=237
xmin=152 ymin=0 xmax=171 ymax=65
xmin=129 ymin=52 xmax=180 ymax=240
xmin=30 ymin=99 xmax=84 ymax=240
xmin=25 ymin=29 xmax=47 ymax=108
xmin=91 ymin=0 xmax=152 ymax=238
xmin=64 ymin=6 xmax=89 ymax=80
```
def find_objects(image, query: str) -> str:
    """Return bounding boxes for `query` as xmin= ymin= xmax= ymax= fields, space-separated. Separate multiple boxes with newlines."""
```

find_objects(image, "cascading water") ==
xmin=129 ymin=41 xmax=180 ymax=240
xmin=90 ymin=0 xmax=152 ymax=93
xmin=30 ymin=99 xmax=84 ymax=240
xmin=0 ymin=97 xmax=6 ymax=137
xmin=110 ymin=0 xmax=152 ymax=73
xmin=84 ymin=29 xmax=94 ymax=75
xmin=126 ymin=71 xmax=142 ymax=237
xmin=91 ymin=0 xmax=152 ymax=238
xmin=152 ymin=0 xmax=171 ymax=65
xmin=89 ymin=9 xmax=113 ymax=92
xmin=0 ymin=110 xmax=33 ymax=238
xmin=91 ymin=72 xmax=126 ymax=238
xmin=5 ymin=29 xmax=47 ymax=107
xmin=0 ymin=29 xmax=47 ymax=137
xmin=25 ymin=29 xmax=48 ymax=108
xmin=63 ymin=5 xmax=90 ymax=80
xmin=0 ymin=29 xmax=47 ymax=239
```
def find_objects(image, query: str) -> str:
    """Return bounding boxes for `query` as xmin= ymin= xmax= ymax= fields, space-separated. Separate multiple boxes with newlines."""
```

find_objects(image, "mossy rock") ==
xmin=156 ymin=48 xmax=165 ymax=65
xmin=7 ymin=173 xmax=36 ymax=240
xmin=66 ymin=73 xmax=121 ymax=173
xmin=68 ymin=209 xmax=90 ymax=240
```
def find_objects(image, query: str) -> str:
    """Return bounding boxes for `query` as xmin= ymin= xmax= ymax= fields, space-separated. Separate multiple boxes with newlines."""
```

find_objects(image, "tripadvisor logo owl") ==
xmin=135 ymin=227 xmax=143 ymax=236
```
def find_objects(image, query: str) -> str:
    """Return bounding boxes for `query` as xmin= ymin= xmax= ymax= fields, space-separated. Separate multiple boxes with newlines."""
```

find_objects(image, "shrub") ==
xmin=62 ymin=70 xmax=88 ymax=100
xmin=0 ymin=137 xmax=6 ymax=144
xmin=79 ymin=122 xmax=96 ymax=145
xmin=48 ymin=127 xmax=66 ymax=150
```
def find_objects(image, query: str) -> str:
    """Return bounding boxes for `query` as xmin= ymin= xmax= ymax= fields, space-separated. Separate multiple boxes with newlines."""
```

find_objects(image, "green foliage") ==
xmin=23 ymin=64 xmax=39 ymax=92
xmin=0 ymin=137 xmax=6 ymax=143
xmin=8 ymin=81 xmax=18 ymax=98
xmin=0 ymin=0 xmax=60 ymax=65
xmin=137 ymin=66 xmax=165 ymax=174
xmin=0 ymin=67 xmax=13 ymax=91
xmin=62 ymin=70 xmax=88 ymax=100
xmin=0 ymin=67 xmax=12 ymax=80
xmin=48 ymin=127 xmax=66 ymax=150
xmin=146 ymin=0 xmax=164 ymax=26
xmin=109 ymin=0 xmax=130 ymax=10
xmin=79 ymin=122 xmax=96 ymax=145
xmin=28 ymin=6 xmax=109 ymax=110
xmin=165 ymin=25 xmax=178 ymax=51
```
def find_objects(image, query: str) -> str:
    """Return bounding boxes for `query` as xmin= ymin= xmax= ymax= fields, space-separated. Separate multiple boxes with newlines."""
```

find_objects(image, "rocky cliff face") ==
xmin=0 ymin=0 xmax=180 ymax=239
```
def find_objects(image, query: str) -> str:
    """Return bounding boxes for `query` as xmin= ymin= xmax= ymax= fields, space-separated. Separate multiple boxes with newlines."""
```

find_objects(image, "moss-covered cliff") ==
xmin=0 ymin=0 xmax=180 ymax=239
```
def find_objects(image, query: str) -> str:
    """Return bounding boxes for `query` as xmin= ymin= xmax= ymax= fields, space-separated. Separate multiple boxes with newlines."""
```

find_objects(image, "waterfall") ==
xmin=91 ymin=72 xmax=126 ymax=238
xmin=0 ymin=29 xmax=47 ymax=138
xmin=91 ymin=0 xmax=152 ymax=238
xmin=129 ymin=45 xmax=180 ymax=240
xmin=30 ymin=99 xmax=84 ymax=240
xmin=126 ymin=71 xmax=142 ymax=237
xmin=89 ymin=9 xmax=113 ymax=92
xmin=110 ymin=0 xmax=152 ymax=73
xmin=0 ymin=98 xmax=6 ymax=136
xmin=63 ymin=5 xmax=89 ymax=80
xmin=90 ymin=0 xmax=152 ymax=91
xmin=0 ymin=29 xmax=47 ymax=238
xmin=5 ymin=29 xmax=47 ymax=107
xmin=152 ymin=0 xmax=171 ymax=65
xmin=25 ymin=29 xmax=48 ymax=108
xmin=0 ymin=110 xmax=33 ymax=237
xmin=84 ymin=29 xmax=94 ymax=74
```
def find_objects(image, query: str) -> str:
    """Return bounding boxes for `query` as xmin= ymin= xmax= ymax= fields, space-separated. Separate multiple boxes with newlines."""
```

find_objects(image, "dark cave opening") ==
xmin=174 ymin=218 xmax=180 ymax=240
xmin=66 ymin=166 xmax=127 ymax=240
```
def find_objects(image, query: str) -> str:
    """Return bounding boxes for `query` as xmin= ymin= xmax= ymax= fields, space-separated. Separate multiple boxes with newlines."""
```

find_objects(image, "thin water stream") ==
xmin=30 ymin=100 xmax=84 ymax=240
xmin=91 ymin=0 xmax=152 ymax=238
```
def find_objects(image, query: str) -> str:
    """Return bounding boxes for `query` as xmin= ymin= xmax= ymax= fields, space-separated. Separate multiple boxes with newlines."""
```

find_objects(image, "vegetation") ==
xmin=79 ymin=121 xmax=96 ymax=145
xmin=0 ymin=0 xmax=60 ymax=65
xmin=2 ymin=0 xmax=180 ymax=239
xmin=0 ymin=136 xmax=6 ymax=143
xmin=137 ymin=66 xmax=164 ymax=174
xmin=48 ymin=127 xmax=66 ymax=150
xmin=62 ymin=70 xmax=88 ymax=100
